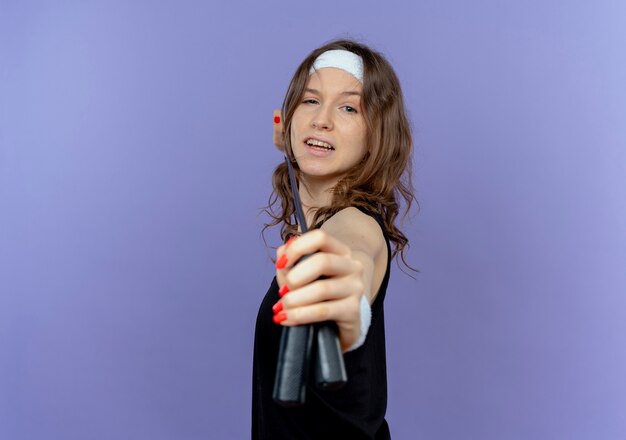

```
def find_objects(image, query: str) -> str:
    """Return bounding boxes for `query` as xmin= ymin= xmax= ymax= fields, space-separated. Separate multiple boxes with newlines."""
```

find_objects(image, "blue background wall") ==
xmin=1 ymin=1 xmax=625 ymax=438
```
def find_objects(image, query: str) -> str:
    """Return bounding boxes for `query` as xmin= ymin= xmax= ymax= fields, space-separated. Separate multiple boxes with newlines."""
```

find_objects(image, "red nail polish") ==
xmin=274 ymin=115 xmax=281 ymax=124
xmin=273 ymin=311 xmax=287 ymax=324
xmin=272 ymin=301 xmax=283 ymax=313
xmin=279 ymin=285 xmax=290 ymax=297
xmin=276 ymin=254 xmax=288 ymax=269
xmin=285 ymin=236 xmax=296 ymax=248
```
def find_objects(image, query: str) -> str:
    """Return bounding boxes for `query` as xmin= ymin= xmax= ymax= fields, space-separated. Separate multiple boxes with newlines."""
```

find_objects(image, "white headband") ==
xmin=309 ymin=49 xmax=364 ymax=83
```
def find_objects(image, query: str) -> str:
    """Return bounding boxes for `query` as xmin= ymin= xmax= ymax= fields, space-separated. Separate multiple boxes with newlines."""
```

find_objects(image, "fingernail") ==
xmin=285 ymin=236 xmax=296 ymax=248
xmin=272 ymin=301 xmax=283 ymax=313
xmin=274 ymin=115 xmax=281 ymax=124
xmin=276 ymin=254 xmax=288 ymax=269
xmin=273 ymin=311 xmax=287 ymax=324
xmin=279 ymin=285 xmax=290 ymax=297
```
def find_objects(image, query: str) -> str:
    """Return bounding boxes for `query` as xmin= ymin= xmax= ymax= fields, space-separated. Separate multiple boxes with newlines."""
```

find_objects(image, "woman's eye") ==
xmin=303 ymin=99 xmax=318 ymax=105
xmin=343 ymin=106 xmax=358 ymax=113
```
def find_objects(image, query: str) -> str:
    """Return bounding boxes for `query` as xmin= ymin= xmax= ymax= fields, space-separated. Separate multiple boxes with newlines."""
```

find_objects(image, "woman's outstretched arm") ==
xmin=273 ymin=207 xmax=386 ymax=352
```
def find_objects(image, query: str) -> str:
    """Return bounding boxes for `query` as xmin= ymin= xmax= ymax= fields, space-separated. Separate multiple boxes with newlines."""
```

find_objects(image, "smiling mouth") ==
xmin=305 ymin=138 xmax=335 ymax=151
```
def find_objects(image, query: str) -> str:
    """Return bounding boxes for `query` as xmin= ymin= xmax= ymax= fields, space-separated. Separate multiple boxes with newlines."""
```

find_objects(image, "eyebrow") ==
xmin=305 ymin=87 xmax=361 ymax=97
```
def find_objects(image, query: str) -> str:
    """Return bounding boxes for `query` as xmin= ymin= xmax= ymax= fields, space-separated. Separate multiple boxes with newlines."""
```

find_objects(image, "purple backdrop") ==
xmin=1 ymin=1 xmax=625 ymax=439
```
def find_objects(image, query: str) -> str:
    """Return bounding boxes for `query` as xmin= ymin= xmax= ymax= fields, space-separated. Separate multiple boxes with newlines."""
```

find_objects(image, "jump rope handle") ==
xmin=314 ymin=319 xmax=347 ymax=389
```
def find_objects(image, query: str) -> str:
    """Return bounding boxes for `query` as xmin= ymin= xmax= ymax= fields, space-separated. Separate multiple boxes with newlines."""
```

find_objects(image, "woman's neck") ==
xmin=298 ymin=175 xmax=339 ymax=228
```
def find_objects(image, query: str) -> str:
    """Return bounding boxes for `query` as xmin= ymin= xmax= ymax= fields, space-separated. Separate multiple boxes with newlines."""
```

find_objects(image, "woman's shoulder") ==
xmin=320 ymin=207 xmax=386 ymax=257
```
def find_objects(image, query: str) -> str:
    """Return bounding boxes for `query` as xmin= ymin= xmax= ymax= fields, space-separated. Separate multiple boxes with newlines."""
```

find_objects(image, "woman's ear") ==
xmin=273 ymin=109 xmax=285 ymax=153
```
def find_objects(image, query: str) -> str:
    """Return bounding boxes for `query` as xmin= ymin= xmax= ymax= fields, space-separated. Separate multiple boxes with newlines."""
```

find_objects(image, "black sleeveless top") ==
xmin=252 ymin=210 xmax=392 ymax=439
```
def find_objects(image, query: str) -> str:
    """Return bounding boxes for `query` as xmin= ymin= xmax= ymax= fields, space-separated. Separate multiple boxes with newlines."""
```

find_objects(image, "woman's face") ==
xmin=290 ymin=67 xmax=367 ymax=184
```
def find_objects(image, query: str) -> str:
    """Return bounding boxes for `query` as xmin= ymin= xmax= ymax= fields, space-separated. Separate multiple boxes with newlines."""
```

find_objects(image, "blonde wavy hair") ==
xmin=264 ymin=39 xmax=416 ymax=270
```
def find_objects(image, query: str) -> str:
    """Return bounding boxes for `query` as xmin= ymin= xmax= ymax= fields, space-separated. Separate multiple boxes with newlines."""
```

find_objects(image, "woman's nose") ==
xmin=311 ymin=106 xmax=332 ymax=130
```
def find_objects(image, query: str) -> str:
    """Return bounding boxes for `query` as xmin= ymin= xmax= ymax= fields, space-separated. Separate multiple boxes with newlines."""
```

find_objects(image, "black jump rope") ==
xmin=272 ymin=154 xmax=348 ymax=407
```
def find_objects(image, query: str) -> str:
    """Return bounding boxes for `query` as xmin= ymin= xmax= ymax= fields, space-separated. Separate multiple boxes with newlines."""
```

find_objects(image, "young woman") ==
xmin=252 ymin=39 xmax=415 ymax=439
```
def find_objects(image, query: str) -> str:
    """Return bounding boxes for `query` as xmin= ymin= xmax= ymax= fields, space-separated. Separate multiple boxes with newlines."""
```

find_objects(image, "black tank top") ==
xmin=252 ymin=209 xmax=392 ymax=439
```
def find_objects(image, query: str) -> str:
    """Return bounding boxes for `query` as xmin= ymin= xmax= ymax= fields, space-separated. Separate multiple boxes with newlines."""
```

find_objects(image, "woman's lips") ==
xmin=304 ymin=137 xmax=334 ymax=149
xmin=304 ymin=141 xmax=334 ymax=157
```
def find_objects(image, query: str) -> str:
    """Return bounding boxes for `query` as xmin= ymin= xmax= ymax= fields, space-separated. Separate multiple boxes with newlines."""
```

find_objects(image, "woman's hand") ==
xmin=273 ymin=229 xmax=368 ymax=352
xmin=273 ymin=109 xmax=285 ymax=152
